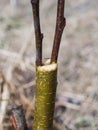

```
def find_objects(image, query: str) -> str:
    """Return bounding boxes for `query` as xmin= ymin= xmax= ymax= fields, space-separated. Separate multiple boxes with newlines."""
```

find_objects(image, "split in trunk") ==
xmin=31 ymin=0 xmax=66 ymax=130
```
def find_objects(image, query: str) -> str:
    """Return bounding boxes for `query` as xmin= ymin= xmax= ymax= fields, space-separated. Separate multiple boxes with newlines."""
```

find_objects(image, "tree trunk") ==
xmin=33 ymin=63 xmax=57 ymax=130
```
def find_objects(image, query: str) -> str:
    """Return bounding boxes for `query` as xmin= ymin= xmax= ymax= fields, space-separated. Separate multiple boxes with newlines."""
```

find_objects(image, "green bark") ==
xmin=33 ymin=63 xmax=57 ymax=130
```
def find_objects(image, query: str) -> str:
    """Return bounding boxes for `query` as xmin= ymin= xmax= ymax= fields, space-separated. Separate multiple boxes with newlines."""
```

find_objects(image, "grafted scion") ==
xmin=51 ymin=0 xmax=66 ymax=63
xmin=31 ymin=0 xmax=43 ymax=66
xmin=31 ymin=0 xmax=66 ymax=130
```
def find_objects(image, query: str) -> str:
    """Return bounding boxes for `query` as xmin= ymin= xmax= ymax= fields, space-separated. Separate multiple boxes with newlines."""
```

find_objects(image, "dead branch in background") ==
xmin=0 ymin=72 xmax=10 ymax=129
xmin=8 ymin=104 xmax=28 ymax=130
xmin=51 ymin=0 xmax=66 ymax=63
xmin=31 ymin=0 xmax=43 ymax=66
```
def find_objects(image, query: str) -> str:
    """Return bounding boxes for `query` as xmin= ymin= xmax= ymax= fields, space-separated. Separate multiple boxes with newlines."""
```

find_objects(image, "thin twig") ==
xmin=31 ymin=0 xmax=43 ymax=66
xmin=51 ymin=0 xmax=66 ymax=63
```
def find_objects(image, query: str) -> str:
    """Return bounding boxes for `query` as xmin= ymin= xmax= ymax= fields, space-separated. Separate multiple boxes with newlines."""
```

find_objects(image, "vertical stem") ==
xmin=31 ymin=0 xmax=43 ymax=66
xmin=33 ymin=63 xmax=57 ymax=130
xmin=51 ymin=0 xmax=66 ymax=63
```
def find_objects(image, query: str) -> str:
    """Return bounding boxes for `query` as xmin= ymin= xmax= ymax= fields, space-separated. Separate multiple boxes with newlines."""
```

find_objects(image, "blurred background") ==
xmin=0 ymin=0 xmax=98 ymax=130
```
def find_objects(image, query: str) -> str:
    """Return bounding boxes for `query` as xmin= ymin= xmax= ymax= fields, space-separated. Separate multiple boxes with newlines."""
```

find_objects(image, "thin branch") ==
xmin=51 ymin=0 xmax=66 ymax=63
xmin=31 ymin=0 xmax=43 ymax=66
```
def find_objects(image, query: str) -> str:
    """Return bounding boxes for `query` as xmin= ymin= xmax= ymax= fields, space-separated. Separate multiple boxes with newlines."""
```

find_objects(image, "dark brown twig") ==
xmin=31 ymin=0 xmax=43 ymax=66
xmin=8 ymin=104 xmax=28 ymax=130
xmin=51 ymin=0 xmax=66 ymax=63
